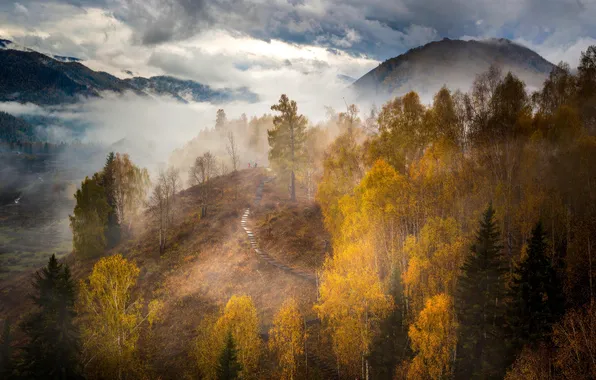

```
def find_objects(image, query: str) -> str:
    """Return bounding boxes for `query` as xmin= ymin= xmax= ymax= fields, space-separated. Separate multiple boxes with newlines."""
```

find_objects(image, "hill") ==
xmin=124 ymin=75 xmax=259 ymax=104
xmin=0 ymin=40 xmax=258 ymax=105
xmin=353 ymin=38 xmax=555 ymax=102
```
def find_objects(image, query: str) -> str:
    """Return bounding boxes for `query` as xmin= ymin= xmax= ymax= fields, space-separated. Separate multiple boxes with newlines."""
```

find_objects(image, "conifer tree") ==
xmin=269 ymin=94 xmax=307 ymax=201
xmin=69 ymin=173 xmax=110 ymax=258
xmin=101 ymin=152 xmax=121 ymax=247
xmin=507 ymin=222 xmax=565 ymax=353
xmin=217 ymin=332 xmax=242 ymax=380
xmin=19 ymin=254 xmax=81 ymax=379
xmin=455 ymin=203 xmax=507 ymax=379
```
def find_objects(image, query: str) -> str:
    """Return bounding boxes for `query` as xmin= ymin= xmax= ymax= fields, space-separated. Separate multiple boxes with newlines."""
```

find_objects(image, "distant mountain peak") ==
xmin=353 ymin=37 xmax=554 ymax=103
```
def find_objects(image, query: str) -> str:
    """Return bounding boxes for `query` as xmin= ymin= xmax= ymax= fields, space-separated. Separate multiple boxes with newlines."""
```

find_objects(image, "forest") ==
xmin=1 ymin=45 xmax=596 ymax=380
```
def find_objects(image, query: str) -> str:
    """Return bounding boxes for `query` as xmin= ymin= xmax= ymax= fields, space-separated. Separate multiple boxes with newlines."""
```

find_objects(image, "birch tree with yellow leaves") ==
xmin=315 ymin=240 xmax=393 ymax=378
xmin=269 ymin=298 xmax=305 ymax=380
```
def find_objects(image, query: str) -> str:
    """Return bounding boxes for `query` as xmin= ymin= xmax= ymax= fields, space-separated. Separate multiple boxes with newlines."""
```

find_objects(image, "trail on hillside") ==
xmin=241 ymin=173 xmax=341 ymax=380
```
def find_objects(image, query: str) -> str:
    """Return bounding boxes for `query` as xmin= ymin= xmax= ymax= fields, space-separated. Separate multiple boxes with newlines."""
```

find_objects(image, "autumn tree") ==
xmin=226 ymin=131 xmax=240 ymax=173
xmin=18 ymin=254 xmax=81 ymax=378
xmin=315 ymin=240 xmax=393 ymax=378
xmin=148 ymin=168 xmax=180 ymax=254
xmin=113 ymin=153 xmax=150 ymax=233
xmin=189 ymin=152 xmax=218 ymax=217
xmin=455 ymin=204 xmax=508 ymax=379
xmin=78 ymin=254 xmax=162 ymax=379
xmin=403 ymin=217 xmax=465 ymax=319
xmin=269 ymin=298 xmax=305 ymax=380
xmin=196 ymin=296 xmax=261 ymax=379
xmin=408 ymin=294 xmax=458 ymax=380
xmin=70 ymin=174 xmax=110 ymax=258
xmin=269 ymin=94 xmax=307 ymax=201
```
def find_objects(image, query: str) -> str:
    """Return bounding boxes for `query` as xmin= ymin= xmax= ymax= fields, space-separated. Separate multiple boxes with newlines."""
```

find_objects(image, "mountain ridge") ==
xmin=353 ymin=37 xmax=555 ymax=102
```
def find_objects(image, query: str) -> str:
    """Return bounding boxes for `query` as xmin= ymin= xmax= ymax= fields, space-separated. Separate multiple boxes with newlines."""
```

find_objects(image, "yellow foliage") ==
xmin=269 ymin=298 xmax=305 ymax=380
xmin=403 ymin=217 xmax=465 ymax=318
xmin=315 ymin=240 xmax=393 ymax=375
xmin=408 ymin=294 xmax=457 ymax=380
xmin=78 ymin=254 xmax=144 ymax=379
xmin=195 ymin=295 xmax=262 ymax=379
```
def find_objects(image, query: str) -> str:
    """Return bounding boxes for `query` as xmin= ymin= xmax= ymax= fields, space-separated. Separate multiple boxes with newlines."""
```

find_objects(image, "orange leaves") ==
xmin=269 ymin=298 xmax=305 ymax=380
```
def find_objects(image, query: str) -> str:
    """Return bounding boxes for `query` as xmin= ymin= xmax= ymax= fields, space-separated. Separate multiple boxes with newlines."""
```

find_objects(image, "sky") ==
xmin=1 ymin=0 xmax=595 ymax=93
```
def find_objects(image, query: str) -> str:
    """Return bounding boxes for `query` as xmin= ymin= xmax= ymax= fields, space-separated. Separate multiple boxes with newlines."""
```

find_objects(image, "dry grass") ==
xmin=0 ymin=168 xmax=331 ymax=378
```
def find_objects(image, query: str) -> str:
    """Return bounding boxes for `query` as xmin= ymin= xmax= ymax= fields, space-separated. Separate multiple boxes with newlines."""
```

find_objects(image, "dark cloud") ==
xmin=107 ymin=0 xmax=593 ymax=60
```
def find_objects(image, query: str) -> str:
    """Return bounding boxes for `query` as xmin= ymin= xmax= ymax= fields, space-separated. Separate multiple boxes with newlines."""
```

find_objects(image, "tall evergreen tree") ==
xmin=455 ymin=203 xmax=507 ymax=379
xmin=217 ymin=332 xmax=242 ymax=380
xmin=101 ymin=152 xmax=121 ymax=248
xmin=69 ymin=173 xmax=110 ymax=258
xmin=18 ymin=254 xmax=82 ymax=379
xmin=269 ymin=94 xmax=307 ymax=201
xmin=507 ymin=222 xmax=566 ymax=353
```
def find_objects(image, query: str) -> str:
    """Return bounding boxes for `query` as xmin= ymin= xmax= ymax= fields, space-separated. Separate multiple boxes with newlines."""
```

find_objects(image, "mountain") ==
xmin=0 ymin=48 xmax=144 ymax=105
xmin=353 ymin=38 xmax=555 ymax=102
xmin=124 ymin=75 xmax=259 ymax=104
xmin=0 ymin=40 xmax=258 ymax=105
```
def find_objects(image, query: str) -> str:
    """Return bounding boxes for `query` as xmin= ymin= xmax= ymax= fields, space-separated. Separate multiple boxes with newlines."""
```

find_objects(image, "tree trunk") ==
xmin=291 ymin=170 xmax=296 ymax=201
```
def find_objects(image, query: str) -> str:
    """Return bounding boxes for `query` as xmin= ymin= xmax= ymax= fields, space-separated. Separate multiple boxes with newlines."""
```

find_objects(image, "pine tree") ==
xmin=18 ymin=254 xmax=81 ymax=379
xmin=455 ymin=203 xmax=507 ymax=379
xmin=507 ymin=222 xmax=566 ymax=353
xmin=269 ymin=94 xmax=307 ymax=201
xmin=69 ymin=173 xmax=110 ymax=258
xmin=101 ymin=152 xmax=121 ymax=247
xmin=217 ymin=332 xmax=242 ymax=380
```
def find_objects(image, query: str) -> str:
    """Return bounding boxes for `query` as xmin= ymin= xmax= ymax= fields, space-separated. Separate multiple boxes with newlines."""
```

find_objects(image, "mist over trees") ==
xmin=3 ymin=44 xmax=596 ymax=380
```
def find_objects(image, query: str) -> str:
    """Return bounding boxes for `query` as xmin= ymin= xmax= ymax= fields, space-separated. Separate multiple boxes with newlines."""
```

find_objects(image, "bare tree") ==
xmin=226 ymin=131 xmax=240 ymax=172
xmin=148 ymin=167 xmax=179 ymax=255
xmin=188 ymin=151 xmax=217 ymax=187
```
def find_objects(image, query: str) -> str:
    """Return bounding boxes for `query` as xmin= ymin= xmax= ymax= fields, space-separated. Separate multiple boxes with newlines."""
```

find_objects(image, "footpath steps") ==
xmin=241 ymin=177 xmax=316 ymax=284
xmin=241 ymin=175 xmax=340 ymax=380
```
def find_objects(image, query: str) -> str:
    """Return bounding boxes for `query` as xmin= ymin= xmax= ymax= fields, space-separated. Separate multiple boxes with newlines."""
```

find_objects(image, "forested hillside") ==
xmin=2 ymin=45 xmax=596 ymax=380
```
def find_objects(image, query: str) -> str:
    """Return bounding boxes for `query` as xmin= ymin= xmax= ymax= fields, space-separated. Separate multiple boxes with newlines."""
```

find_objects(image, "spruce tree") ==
xmin=455 ymin=203 xmax=507 ymax=379
xmin=507 ymin=222 xmax=566 ymax=353
xmin=102 ymin=152 xmax=121 ymax=247
xmin=217 ymin=332 xmax=242 ymax=380
xmin=18 ymin=254 xmax=82 ymax=379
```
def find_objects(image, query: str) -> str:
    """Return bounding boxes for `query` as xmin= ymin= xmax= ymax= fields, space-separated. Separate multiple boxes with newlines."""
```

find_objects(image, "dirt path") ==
xmin=241 ymin=174 xmax=340 ymax=380
xmin=241 ymin=176 xmax=316 ymax=284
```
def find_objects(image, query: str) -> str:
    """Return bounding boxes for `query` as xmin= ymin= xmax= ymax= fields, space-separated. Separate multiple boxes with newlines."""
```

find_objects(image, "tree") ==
xmin=455 ymin=203 xmax=508 ymax=379
xmin=113 ymin=153 xmax=150 ymax=233
xmin=101 ymin=152 xmax=121 ymax=248
xmin=269 ymin=298 xmax=305 ymax=380
xmin=195 ymin=313 xmax=226 ymax=380
xmin=315 ymin=240 xmax=393 ymax=377
xmin=507 ymin=222 xmax=565 ymax=354
xmin=226 ymin=131 xmax=240 ymax=173
xmin=577 ymin=45 xmax=596 ymax=129
xmin=216 ymin=109 xmax=227 ymax=131
xmin=269 ymin=94 xmax=307 ymax=201
xmin=217 ymin=332 xmax=242 ymax=380
xmin=78 ymin=254 xmax=162 ymax=379
xmin=403 ymin=217 xmax=465 ymax=319
xmin=216 ymin=295 xmax=261 ymax=378
xmin=70 ymin=174 xmax=110 ymax=258
xmin=189 ymin=152 xmax=218 ymax=217
xmin=148 ymin=168 xmax=179 ymax=254
xmin=18 ymin=254 xmax=81 ymax=379
xmin=408 ymin=294 xmax=458 ymax=380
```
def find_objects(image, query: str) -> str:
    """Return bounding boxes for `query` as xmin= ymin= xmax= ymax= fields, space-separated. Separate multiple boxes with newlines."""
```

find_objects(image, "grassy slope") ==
xmin=0 ymin=168 xmax=331 ymax=378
